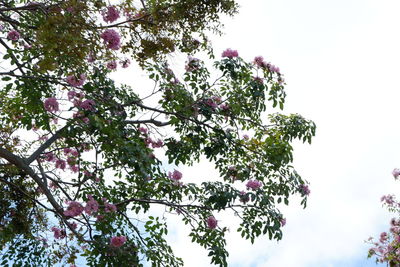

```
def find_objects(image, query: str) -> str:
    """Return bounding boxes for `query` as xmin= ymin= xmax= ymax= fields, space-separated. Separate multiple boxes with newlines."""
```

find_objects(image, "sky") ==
xmin=136 ymin=0 xmax=400 ymax=266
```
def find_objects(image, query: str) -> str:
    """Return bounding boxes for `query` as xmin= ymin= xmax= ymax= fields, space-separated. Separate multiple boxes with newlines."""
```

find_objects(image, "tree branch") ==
xmin=124 ymin=119 xmax=170 ymax=127
xmin=26 ymin=125 xmax=68 ymax=165
xmin=0 ymin=147 xmax=87 ymax=242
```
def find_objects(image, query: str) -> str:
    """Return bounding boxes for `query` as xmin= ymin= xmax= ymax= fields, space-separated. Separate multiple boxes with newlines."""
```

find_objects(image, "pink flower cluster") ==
xmin=393 ymin=168 xmax=400 ymax=179
xmin=368 ymin=169 xmax=400 ymax=265
xmin=62 ymin=196 xmax=117 ymax=219
xmin=368 ymin=218 xmax=400 ymax=264
xmin=80 ymin=99 xmax=96 ymax=111
xmin=246 ymin=179 xmax=262 ymax=190
xmin=299 ymin=184 xmax=310 ymax=196
xmin=107 ymin=60 xmax=117 ymax=70
xmin=138 ymin=127 xmax=148 ymax=134
xmin=64 ymin=201 xmax=84 ymax=217
xmin=139 ymin=127 xmax=164 ymax=148
xmin=120 ymin=58 xmax=130 ymax=68
xmin=100 ymin=29 xmax=121 ymax=50
xmin=67 ymin=90 xmax=84 ymax=101
xmin=84 ymin=195 xmax=99 ymax=215
xmin=51 ymin=227 xmax=66 ymax=239
xmin=203 ymin=96 xmax=227 ymax=111
xmin=55 ymin=159 xmax=66 ymax=170
xmin=253 ymin=56 xmax=280 ymax=74
xmin=206 ymin=215 xmax=218 ymax=229
xmin=64 ymin=148 xmax=79 ymax=157
xmin=381 ymin=194 xmax=396 ymax=206
xmin=66 ymin=74 xmax=86 ymax=87
xmin=7 ymin=30 xmax=20 ymax=41
xmin=144 ymin=137 xmax=163 ymax=148
xmin=168 ymin=169 xmax=182 ymax=181
xmin=185 ymin=56 xmax=201 ymax=72
xmin=44 ymin=152 xmax=56 ymax=162
xmin=222 ymin=48 xmax=238 ymax=58
xmin=44 ymin=97 xmax=59 ymax=112
xmin=102 ymin=6 xmax=120 ymax=23
xmin=110 ymin=236 xmax=127 ymax=247
xmin=105 ymin=202 xmax=117 ymax=213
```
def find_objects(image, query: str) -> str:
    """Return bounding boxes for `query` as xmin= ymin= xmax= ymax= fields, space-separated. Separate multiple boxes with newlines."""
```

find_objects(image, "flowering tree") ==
xmin=0 ymin=1 xmax=316 ymax=266
xmin=367 ymin=169 xmax=400 ymax=266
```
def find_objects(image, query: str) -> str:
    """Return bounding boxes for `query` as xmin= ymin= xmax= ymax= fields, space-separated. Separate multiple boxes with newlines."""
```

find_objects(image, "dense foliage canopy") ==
xmin=0 ymin=0 xmax=315 ymax=266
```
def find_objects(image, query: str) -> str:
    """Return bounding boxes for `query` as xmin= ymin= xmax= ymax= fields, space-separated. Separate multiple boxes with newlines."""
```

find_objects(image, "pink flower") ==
xmin=87 ymin=53 xmax=95 ymax=63
xmin=64 ymin=148 xmax=72 ymax=155
xmin=168 ymin=170 xmax=182 ymax=181
xmin=7 ymin=30 xmax=20 ymax=41
xmin=138 ymin=127 xmax=148 ymax=134
xmin=67 ymin=91 xmax=77 ymax=100
xmin=80 ymin=99 xmax=95 ymax=111
xmin=299 ymin=184 xmax=310 ymax=196
xmin=63 ymin=201 xmax=84 ymax=217
xmin=253 ymin=56 xmax=266 ymax=68
xmin=222 ymin=48 xmax=238 ymax=58
xmin=219 ymin=103 xmax=229 ymax=111
xmin=44 ymin=97 xmax=59 ymax=112
xmin=70 ymin=150 xmax=79 ymax=157
xmin=144 ymin=137 xmax=153 ymax=147
xmin=380 ymin=232 xmax=388 ymax=243
xmin=44 ymin=152 xmax=56 ymax=162
xmin=269 ymin=64 xmax=280 ymax=73
xmin=280 ymin=218 xmax=286 ymax=227
xmin=110 ymin=236 xmax=127 ymax=247
xmin=102 ymin=6 xmax=120 ymax=23
xmin=392 ymin=168 xmax=400 ymax=179
xmin=107 ymin=60 xmax=117 ymax=70
xmin=66 ymin=74 xmax=86 ymax=87
xmin=151 ymin=139 xmax=164 ymax=148
xmin=120 ymin=58 xmax=130 ymax=68
xmin=381 ymin=195 xmax=395 ymax=205
xmin=246 ymin=179 xmax=262 ymax=190
xmin=100 ymin=29 xmax=121 ymax=50
xmin=185 ymin=56 xmax=201 ymax=72
xmin=69 ymin=222 xmax=78 ymax=230
xmin=85 ymin=195 xmax=99 ymax=215
xmin=206 ymin=216 xmax=218 ymax=229
xmin=51 ymin=227 xmax=66 ymax=239
xmin=70 ymin=165 xmax=79 ymax=173
xmin=55 ymin=159 xmax=66 ymax=170
xmin=204 ymin=98 xmax=218 ymax=109
xmin=104 ymin=202 xmax=117 ymax=213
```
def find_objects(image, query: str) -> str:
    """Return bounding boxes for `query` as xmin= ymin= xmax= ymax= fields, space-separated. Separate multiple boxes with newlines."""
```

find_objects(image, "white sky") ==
xmin=149 ymin=0 xmax=400 ymax=266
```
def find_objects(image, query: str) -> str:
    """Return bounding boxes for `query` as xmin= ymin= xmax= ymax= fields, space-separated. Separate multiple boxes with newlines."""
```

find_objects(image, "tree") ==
xmin=0 ymin=1 xmax=316 ymax=266
xmin=367 ymin=169 xmax=400 ymax=266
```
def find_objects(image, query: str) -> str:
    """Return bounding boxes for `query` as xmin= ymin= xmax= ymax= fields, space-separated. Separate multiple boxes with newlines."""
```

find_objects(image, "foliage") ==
xmin=0 ymin=0 xmax=315 ymax=266
xmin=367 ymin=169 xmax=400 ymax=266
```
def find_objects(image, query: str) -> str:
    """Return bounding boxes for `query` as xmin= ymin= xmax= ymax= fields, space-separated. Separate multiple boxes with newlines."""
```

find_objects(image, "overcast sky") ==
xmin=141 ymin=0 xmax=400 ymax=266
